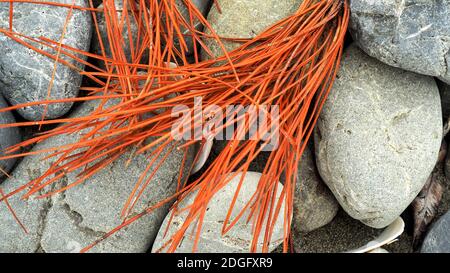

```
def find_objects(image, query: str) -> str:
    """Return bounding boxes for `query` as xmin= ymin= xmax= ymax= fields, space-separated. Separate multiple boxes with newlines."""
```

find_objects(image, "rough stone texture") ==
xmin=315 ymin=44 xmax=442 ymax=229
xmin=92 ymin=1 xmax=147 ymax=68
xmin=0 ymin=96 xmax=21 ymax=178
xmin=349 ymin=0 xmax=450 ymax=84
xmin=294 ymin=210 xmax=413 ymax=253
xmin=152 ymin=172 xmax=286 ymax=253
xmin=202 ymin=0 xmax=303 ymax=59
xmin=439 ymin=80 xmax=450 ymax=120
xmin=292 ymin=143 xmax=339 ymax=233
xmin=0 ymin=99 xmax=194 ymax=253
xmin=0 ymin=1 xmax=92 ymax=120
xmin=421 ymin=211 xmax=450 ymax=253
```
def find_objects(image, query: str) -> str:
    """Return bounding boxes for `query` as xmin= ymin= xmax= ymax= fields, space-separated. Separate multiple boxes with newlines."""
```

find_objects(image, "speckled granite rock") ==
xmin=0 ymin=1 xmax=92 ymax=120
xmin=202 ymin=0 xmax=303 ymax=59
xmin=0 ymin=99 xmax=194 ymax=253
xmin=0 ymin=96 xmax=21 ymax=178
xmin=315 ymin=44 xmax=442 ymax=229
xmin=349 ymin=0 xmax=450 ymax=84
xmin=421 ymin=211 xmax=450 ymax=253
xmin=152 ymin=172 xmax=285 ymax=253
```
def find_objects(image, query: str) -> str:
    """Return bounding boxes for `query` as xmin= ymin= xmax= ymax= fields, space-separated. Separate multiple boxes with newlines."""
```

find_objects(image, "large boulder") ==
xmin=349 ymin=0 xmax=450 ymax=84
xmin=0 ymin=0 xmax=92 ymax=120
xmin=315 ymin=44 xmax=442 ymax=228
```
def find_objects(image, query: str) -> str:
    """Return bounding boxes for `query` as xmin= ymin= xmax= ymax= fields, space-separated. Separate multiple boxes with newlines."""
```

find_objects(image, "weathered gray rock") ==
xmin=0 ymin=96 xmax=21 ymax=178
xmin=0 ymin=99 xmax=194 ymax=253
xmin=92 ymin=1 xmax=147 ymax=68
xmin=0 ymin=1 xmax=92 ymax=120
xmin=202 ymin=0 xmax=303 ymax=59
xmin=152 ymin=172 xmax=286 ymax=253
xmin=293 ymin=144 xmax=339 ymax=233
xmin=315 ymin=44 xmax=442 ymax=229
xmin=349 ymin=0 xmax=450 ymax=84
xmin=421 ymin=211 xmax=450 ymax=253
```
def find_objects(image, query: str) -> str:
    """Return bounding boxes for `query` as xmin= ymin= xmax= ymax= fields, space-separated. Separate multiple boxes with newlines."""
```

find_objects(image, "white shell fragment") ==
xmin=368 ymin=248 xmax=389 ymax=253
xmin=346 ymin=217 xmax=405 ymax=253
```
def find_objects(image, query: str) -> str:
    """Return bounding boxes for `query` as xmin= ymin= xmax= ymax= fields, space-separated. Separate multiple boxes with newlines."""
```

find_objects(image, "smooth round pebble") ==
xmin=315 ymin=44 xmax=442 ymax=228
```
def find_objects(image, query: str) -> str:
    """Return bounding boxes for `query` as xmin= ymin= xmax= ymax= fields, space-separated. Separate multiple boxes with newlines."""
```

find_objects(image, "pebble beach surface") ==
xmin=0 ymin=0 xmax=450 ymax=253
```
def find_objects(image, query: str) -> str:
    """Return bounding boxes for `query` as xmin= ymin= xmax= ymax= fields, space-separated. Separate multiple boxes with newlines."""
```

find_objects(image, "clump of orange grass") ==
xmin=0 ymin=0 xmax=349 ymax=253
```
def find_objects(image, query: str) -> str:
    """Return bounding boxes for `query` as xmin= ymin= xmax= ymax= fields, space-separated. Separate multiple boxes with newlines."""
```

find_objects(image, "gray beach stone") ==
xmin=349 ymin=0 xmax=450 ymax=84
xmin=419 ymin=220 xmax=450 ymax=253
xmin=0 ymin=99 xmax=194 ymax=252
xmin=0 ymin=0 xmax=92 ymax=120
xmin=202 ymin=0 xmax=303 ymax=59
xmin=0 ymin=96 xmax=21 ymax=178
xmin=293 ymin=144 xmax=339 ymax=233
xmin=315 ymin=44 xmax=442 ymax=229
xmin=152 ymin=172 xmax=286 ymax=253
xmin=421 ymin=211 xmax=450 ymax=253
